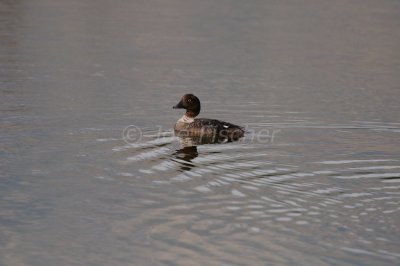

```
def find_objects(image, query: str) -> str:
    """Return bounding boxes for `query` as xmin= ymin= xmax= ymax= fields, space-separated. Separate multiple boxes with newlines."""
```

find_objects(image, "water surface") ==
xmin=1 ymin=0 xmax=400 ymax=265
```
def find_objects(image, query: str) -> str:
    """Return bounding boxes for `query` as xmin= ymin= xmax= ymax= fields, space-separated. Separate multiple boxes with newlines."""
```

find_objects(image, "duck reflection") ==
xmin=173 ymin=133 xmax=242 ymax=172
xmin=173 ymin=145 xmax=198 ymax=171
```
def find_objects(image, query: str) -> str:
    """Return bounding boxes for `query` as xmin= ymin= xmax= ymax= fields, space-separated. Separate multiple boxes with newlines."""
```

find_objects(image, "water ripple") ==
xmin=104 ymin=125 xmax=400 ymax=265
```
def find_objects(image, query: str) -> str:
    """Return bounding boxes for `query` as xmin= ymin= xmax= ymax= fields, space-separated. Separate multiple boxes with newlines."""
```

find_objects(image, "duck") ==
xmin=173 ymin=94 xmax=245 ymax=142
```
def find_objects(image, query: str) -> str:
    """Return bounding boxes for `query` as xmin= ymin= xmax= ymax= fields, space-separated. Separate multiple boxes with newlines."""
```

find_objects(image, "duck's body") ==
xmin=173 ymin=94 xmax=244 ymax=141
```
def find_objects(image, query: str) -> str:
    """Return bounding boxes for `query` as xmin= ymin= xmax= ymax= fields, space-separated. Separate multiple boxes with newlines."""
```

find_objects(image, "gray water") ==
xmin=1 ymin=0 xmax=400 ymax=265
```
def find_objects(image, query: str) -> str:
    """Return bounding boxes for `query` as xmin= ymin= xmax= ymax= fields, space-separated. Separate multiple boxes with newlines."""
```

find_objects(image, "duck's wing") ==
xmin=193 ymin=118 xmax=245 ymax=131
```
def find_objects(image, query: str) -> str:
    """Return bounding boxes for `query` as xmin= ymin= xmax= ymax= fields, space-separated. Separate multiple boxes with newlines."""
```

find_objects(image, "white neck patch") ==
xmin=178 ymin=115 xmax=194 ymax=123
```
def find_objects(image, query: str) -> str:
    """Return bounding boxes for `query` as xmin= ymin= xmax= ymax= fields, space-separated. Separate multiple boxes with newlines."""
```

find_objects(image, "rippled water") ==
xmin=1 ymin=0 xmax=400 ymax=265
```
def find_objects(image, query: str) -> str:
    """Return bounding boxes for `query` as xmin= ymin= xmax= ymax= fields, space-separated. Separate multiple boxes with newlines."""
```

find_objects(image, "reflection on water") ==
xmin=173 ymin=146 xmax=198 ymax=172
xmin=1 ymin=0 xmax=400 ymax=265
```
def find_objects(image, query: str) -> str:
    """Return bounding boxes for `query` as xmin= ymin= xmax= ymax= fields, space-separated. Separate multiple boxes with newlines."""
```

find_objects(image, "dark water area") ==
xmin=1 ymin=0 xmax=400 ymax=265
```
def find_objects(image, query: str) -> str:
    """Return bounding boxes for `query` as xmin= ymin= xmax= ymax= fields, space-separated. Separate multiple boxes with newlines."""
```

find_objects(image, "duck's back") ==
xmin=192 ymin=118 xmax=241 ymax=130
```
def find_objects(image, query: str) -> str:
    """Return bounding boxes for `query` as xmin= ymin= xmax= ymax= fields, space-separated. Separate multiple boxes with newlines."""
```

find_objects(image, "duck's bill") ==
xmin=173 ymin=100 xmax=184 ymax=109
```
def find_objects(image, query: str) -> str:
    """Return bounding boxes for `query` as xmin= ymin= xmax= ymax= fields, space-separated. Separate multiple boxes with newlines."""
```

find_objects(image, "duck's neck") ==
xmin=179 ymin=114 xmax=194 ymax=123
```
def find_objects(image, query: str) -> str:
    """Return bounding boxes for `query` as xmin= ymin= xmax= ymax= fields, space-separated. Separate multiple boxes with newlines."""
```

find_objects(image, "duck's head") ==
xmin=173 ymin=94 xmax=201 ymax=118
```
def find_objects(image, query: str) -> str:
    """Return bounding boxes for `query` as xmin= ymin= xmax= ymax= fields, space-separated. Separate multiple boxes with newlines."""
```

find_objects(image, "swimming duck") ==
xmin=173 ymin=94 xmax=245 ymax=141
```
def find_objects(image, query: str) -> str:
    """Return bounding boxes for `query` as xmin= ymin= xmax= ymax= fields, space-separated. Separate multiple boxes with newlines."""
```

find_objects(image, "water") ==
xmin=1 ymin=0 xmax=400 ymax=265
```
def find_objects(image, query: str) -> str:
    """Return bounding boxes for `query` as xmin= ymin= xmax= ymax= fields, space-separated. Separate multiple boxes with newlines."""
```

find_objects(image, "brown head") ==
xmin=173 ymin=94 xmax=201 ymax=118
